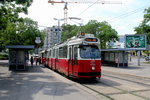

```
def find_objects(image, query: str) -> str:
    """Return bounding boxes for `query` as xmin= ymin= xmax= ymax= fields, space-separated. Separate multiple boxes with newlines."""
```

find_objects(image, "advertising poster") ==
xmin=125 ymin=35 xmax=146 ymax=49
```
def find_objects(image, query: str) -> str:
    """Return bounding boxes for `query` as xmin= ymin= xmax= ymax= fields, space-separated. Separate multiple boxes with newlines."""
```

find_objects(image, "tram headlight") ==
xmin=92 ymin=66 xmax=95 ymax=70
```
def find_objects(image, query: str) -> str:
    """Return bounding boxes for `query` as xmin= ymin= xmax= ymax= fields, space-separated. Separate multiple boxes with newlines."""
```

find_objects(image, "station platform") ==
xmin=102 ymin=57 xmax=150 ymax=79
xmin=0 ymin=60 xmax=108 ymax=100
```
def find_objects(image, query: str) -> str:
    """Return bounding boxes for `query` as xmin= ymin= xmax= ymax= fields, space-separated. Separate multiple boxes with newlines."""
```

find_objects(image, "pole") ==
xmin=58 ymin=20 xmax=60 ymax=28
xmin=137 ymin=51 xmax=141 ymax=66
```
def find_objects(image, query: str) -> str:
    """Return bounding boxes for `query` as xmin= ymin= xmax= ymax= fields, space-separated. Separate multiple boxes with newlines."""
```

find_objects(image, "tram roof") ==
xmin=101 ymin=48 xmax=147 ymax=51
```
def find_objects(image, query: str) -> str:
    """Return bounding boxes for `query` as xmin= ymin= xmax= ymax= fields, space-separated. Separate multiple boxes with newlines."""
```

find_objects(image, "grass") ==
xmin=143 ymin=62 xmax=150 ymax=64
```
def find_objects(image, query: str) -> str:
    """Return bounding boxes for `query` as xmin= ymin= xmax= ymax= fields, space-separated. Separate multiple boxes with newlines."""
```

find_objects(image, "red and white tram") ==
xmin=45 ymin=33 xmax=101 ymax=79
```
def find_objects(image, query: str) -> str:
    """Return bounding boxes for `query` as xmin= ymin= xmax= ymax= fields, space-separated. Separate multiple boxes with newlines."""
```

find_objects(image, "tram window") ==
xmin=51 ymin=50 xmax=52 ymax=57
xmin=54 ymin=49 xmax=56 ymax=58
xmin=69 ymin=47 xmax=71 ymax=59
xmin=80 ymin=45 xmax=100 ymax=59
xmin=48 ymin=50 xmax=51 ymax=58
xmin=47 ymin=51 xmax=49 ymax=57
xmin=58 ymin=46 xmax=68 ymax=58
xmin=74 ymin=47 xmax=78 ymax=60
xmin=56 ymin=49 xmax=59 ymax=58
xmin=74 ymin=47 xmax=78 ymax=65
xmin=44 ymin=52 xmax=47 ymax=57
xmin=49 ymin=50 xmax=51 ymax=57
xmin=52 ymin=49 xmax=55 ymax=58
xmin=63 ymin=46 xmax=67 ymax=58
xmin=59 ymin=47 xmax=63 ymax=58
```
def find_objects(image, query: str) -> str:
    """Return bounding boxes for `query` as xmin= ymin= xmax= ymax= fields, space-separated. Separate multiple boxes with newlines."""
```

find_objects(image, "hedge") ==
xmin=0 ymin=53 xmax=9 ymax=60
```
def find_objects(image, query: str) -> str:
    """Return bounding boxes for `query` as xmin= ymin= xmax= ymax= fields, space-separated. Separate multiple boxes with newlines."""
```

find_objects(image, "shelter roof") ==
xmin=6 ymin=45 xmax=34 ymax=49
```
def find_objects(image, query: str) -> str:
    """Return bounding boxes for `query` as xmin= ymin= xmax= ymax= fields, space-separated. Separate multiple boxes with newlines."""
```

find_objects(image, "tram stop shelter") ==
xmin=6 ymin=45 xmax=34 ymax=71
xmin=101 ymin=48 xmax=129 ymax=67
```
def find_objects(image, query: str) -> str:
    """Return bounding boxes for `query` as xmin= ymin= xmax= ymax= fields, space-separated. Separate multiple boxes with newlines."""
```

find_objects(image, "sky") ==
xmin=19 ymin=0 xmax=150 ymax=35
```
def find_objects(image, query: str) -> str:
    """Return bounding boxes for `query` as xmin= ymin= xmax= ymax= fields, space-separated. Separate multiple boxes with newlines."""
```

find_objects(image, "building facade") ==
xmin=107 ymin=35 xmax=125 ymax=48
xmin=44 ymin=26 xmax=62 ymax=50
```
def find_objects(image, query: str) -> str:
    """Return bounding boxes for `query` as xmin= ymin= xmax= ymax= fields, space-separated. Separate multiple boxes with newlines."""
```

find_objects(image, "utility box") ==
xmin=6 ymin=45 xmax=34 ymax=71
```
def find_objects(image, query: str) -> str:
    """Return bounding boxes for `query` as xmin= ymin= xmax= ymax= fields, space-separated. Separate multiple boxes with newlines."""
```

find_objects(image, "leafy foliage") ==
xmin=0 ymin=52 xmax=8 ymax=60
xmin=0 ymin=18 xmax=45 ymax=46
xmin=61 ymin=20 xmax=118 ymax=49
xmin=0 ymin=0 xmax=32 ymax=30
xmin=0 ymin=0 xmax=33 ymax=7
xmin=135 ymin=7 xmax=150 ymax=44
xmin=61 ymin=24 xmax=79 ymax=42
xmin=81 ymin=20 xmax=118 ymax=49
xmin=0 ymin=0 xmax=44 ymax=47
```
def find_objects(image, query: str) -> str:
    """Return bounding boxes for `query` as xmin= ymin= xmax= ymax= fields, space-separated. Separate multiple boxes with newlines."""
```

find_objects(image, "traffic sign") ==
xmin=35 ymin=37 xmax=41 ymax=44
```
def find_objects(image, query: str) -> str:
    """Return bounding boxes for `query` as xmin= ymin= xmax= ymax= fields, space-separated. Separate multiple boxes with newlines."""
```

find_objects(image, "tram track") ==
xmin=103 ymin=70 xmax=150 ymax=79
xmin=44 ymin=65 xmax=150 ymax=100
xmin=50 ymin=67 xmax=150 ymax=100
xmin=100 ymin=81 xmax=149 ymax=100
xmin=81 ymin=82 xmax=150 ymax=100
xmin=79 ymin=71 xmax=150 ymax=100
xmin=103 ymin=73 xmax=150 ymax=87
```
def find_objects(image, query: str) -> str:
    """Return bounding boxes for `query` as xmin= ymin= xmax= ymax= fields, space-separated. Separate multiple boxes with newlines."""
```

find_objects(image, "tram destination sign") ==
xmin=125 ymin=34 xmax=146 ymax=50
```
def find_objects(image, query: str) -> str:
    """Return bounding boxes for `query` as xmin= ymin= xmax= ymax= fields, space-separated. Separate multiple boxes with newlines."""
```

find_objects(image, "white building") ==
xmin=44 ymin=26 xmax=62 ymax=50
xmin=107 ymin=35 xmax=125 ymax=48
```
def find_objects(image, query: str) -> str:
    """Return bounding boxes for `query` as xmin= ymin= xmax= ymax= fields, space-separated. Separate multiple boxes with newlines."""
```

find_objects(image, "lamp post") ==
xmin=68 ymin=17 xmax=83 ymax=35
xmin=53 ymin=18 xmax=64 ymax=28
xmin=53 ymin=17 xmax=83 ymax=37
xmin=68 ymin=17 xmax=83 ymax=26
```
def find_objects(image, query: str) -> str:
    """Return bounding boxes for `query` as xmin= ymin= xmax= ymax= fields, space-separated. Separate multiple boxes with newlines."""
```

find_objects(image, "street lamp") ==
xmin=68 ymin=17 xmax=83 ymax=35
xmin=68 ymin=17 xmax=83 ymax=26
xmin=53 ymin=18 xmax=64 ymax=27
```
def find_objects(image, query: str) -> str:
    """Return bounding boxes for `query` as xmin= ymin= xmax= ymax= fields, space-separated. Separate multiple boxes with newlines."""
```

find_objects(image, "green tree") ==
xmin=61 ymin=20 xmax=118 ymax=49
xmin=0 ymin=18 xmax=44 ymax=46
xmin=17 ymin=18 xmax=45 ymax=46
xmin=0 ymin=0 xmax=32 ymax=30
xmin=61 ymin=24 xmax=79 ymax=42
xmin=82 ymin=20 xmax=118 ymax=49
xmin=81 ymin=20 xmax=100 ymax=35
xmin=135 ymin=7 xmax=150 ymax=44
xmin=0 ymin=0 xmax=45 ymax=47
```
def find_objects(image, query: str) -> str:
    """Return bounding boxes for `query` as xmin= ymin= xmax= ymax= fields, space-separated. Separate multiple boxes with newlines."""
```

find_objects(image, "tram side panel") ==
xmin=77 ymin=60 xmax=101 ymax=78
xmin=68 ymin=58 xmax=78 ymax=77
xmin=57 ymin=59 xmax=68 ymax=75
xmin=47 ymin=58 xmax=51 ymax=68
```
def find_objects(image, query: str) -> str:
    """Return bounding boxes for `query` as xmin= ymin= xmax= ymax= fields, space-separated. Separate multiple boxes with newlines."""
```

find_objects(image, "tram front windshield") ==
xmin=80 ymin=45 xmax=100 ymax=59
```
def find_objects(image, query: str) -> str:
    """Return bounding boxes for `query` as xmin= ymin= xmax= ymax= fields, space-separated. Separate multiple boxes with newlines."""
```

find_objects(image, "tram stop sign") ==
xmin=125 ymin=34 xmax=147 ymax=50
xmin=35 ymin=37 xmax=41 ymax=44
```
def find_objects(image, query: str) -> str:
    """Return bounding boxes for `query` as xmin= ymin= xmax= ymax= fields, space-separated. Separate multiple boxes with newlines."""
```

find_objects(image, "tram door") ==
xmin=68 ymin=46 xmax=78 ymax=76
xmin=68 ymin=46 xmax=74 ymax=75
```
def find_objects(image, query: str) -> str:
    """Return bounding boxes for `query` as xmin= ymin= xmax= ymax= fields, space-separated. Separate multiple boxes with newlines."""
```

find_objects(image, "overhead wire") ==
xmin=108 ymin=4 xmax=150 ymax=22
xmin=39 ymin=0 xmax=150 ymax=28
xmin=77 ymin=0 xmax=100 ymax=17
xmin=76 ymin=0 xmax=150 ymax=23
